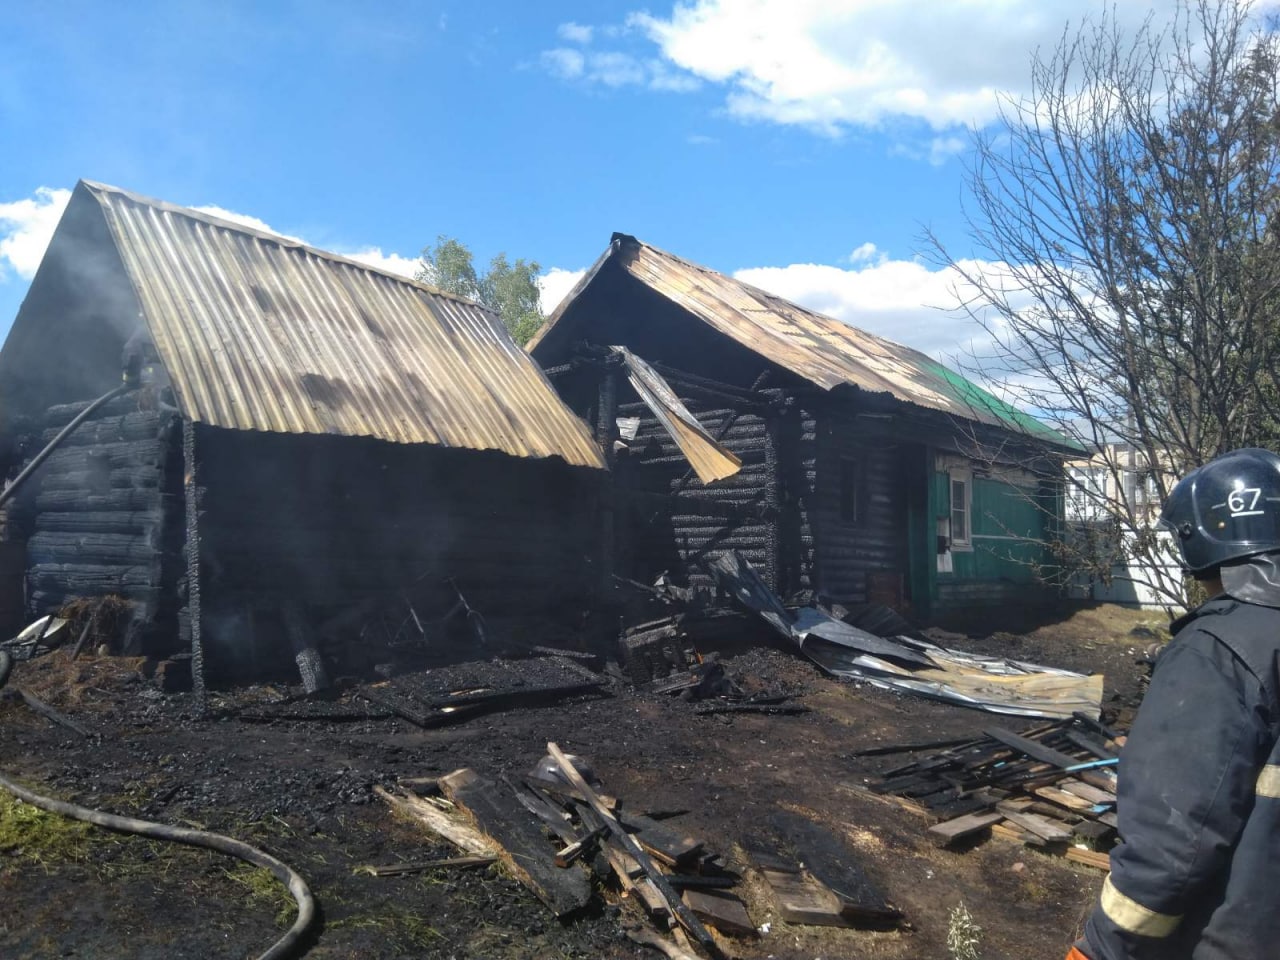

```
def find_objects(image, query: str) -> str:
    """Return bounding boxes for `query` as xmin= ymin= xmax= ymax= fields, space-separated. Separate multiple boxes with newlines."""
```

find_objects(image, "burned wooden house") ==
xmin=530 ymin=234 xmax=1079 ymax=620
xmin=0 ymin=181 xmax=607 ymax=686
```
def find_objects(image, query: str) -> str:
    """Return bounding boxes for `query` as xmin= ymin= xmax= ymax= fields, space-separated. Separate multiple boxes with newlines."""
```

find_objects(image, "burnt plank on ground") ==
xmin=439 ymin=767 xmax=591 ymax=917
xmin=768 ymin=810 xmax=902 ymax=926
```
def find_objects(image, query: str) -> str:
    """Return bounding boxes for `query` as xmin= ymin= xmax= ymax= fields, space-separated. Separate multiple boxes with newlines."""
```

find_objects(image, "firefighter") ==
xmin=1068 ymin=448 xmax=1280 ymax=960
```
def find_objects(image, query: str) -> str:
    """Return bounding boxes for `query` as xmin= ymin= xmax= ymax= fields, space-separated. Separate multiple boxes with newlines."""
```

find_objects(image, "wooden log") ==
xmin=35 ymin=489 xmax=176 ymax=513
xmin=36 ymin=466 xmax=163 ymax=491
xmin=43 ymin=394 xmax=152 ymax=426
xmin=439 ymin=767 xmax=591 ymax=918
xmin=26 ymin=533 xmax=162 ymax=566
xmin=503 ymin=777 xmax=579 ymax=844
xmin=983 ymin=727 xmax=1083 ymax=770
xmin=355 ymin=855 xmax=497 ymax=876
xmin=990 ymin=820 xmax=1046 ymax=848
xmin=1064 ymin=730 xmax=1118 ymax=760
xmin=1058 ymin=780 xmax=1117 ymax=806
xmin=619 ymin=812 xmax=705 ymax=869
xmin=546 ymin=742 xmax=723 ymax=959
xmin=1034 ymin=785 xmax=1096 ymax=813
xmin=681 ymin=889 xmax=755 ymax=938
xmin=1 ymin=687 xmax=91 ymax=737
xmin=1064 ymin=847 xmax=1112 ymax=871
xmin=374 ymin=785 xmax=497 ymax=857
xmin=623 ymin=926 xmax=703 ymax=960
xmin=554 ymin=826 xmax=605 ymax=868
xmin=1072 ymin=820 xmax=1115 ymax=844
xmin=760 ymin=868 xmax=853 ymax=927
xmin=768 ymin=810 xmax=902 ymax=924
xmin=996 ymin=805 xmax=1074 ymax=844
xmin=40 ymin=411 xmax=172 ymax=447
xmin=927 ymin=811 xmax=1004 ymax=847
xmin=28 ymin=564 xmax=162 ymax=593
xmin=40 ymin=438 xmax=170 ymax=473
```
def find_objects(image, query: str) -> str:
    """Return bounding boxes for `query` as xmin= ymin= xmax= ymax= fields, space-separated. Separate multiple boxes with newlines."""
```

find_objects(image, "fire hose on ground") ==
xmin=0 ymin=637 xmax=316 ymax=957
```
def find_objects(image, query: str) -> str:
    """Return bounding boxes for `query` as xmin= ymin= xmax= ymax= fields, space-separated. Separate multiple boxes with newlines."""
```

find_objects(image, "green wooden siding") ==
xmin=934 ymin=470 xmax=1052 ymax=586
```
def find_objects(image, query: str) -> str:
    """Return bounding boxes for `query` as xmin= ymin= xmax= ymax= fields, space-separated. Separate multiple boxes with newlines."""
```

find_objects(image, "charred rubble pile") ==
xmin=376 ymin=745 xmax=904 ymax=960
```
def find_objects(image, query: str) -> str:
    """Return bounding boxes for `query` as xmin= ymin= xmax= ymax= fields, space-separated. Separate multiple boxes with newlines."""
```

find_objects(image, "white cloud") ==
xmin=733 ymin=252 xmax=1027 ymax=360
xmin=647 ymin=59 xmax=701 ymax=92
xmin=588 ymin=51 xmax=647 ymax=87
xmin=194 ymin=205 xmax=305 ymax=243
xmin=558 ymin=21 xmax=593 ymax=45
xmin=928 ymin=135 xmax=967 ymax=165
xmin=541 ymin=47 xmax=585 ymax=79
xmin=344 ymin=247 xmax=420 ymax=279
xmin=540 ymin=36 xmax=699 ymax=92
xmin=538 ymin=267 xmax=586 ymax=314
xmin=848 ymin=242 xmax=880 ymax=264
xmin=625 ymin=1 xmax=1198 ymax=134
xmin=0 ymin=187 xmax=72 ymax=280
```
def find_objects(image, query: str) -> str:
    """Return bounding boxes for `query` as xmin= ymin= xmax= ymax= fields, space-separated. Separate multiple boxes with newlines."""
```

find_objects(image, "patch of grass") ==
xmin=222 ymin=864 xmax=297 ymax=927
xmin=0 ymin=792 xmax=92 ymax=870
xmin=947 ymin=901 xmax=983 ymax=960
xmin=329 ymin=909 xmax=441 ymax=950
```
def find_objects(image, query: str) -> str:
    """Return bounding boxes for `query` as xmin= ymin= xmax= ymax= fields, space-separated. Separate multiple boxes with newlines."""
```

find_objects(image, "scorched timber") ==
xmin=34 ymin=489 xmax=179 ymax=512
xmin=439 ymin=768 xmax=592 ymax=918
xmin=27 ymin=532 xmax=166 ymax=566
xmin=39 ymin=412 xmax=177 ymax=448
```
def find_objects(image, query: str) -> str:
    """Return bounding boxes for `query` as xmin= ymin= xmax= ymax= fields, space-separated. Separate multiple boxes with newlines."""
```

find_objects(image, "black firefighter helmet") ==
xmin=1159 ymin=448 xmax=1280 ymax=574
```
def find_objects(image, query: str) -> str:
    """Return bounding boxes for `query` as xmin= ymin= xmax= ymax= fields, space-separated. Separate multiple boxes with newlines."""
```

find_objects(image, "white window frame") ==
xmin=949 ymin=468 xmax=973 ymax=551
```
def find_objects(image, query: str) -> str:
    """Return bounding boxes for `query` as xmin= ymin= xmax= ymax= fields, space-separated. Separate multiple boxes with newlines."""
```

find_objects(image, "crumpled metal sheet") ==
xmin=706 ymin=550 xmax=1102 ymax=719
xmin=610 ymin=346 xmax=741 ymax=484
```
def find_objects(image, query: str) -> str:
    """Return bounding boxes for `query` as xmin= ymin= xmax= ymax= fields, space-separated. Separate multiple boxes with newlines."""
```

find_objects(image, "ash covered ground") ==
xmin=0 ymin=603 xmax=1158 ymax=960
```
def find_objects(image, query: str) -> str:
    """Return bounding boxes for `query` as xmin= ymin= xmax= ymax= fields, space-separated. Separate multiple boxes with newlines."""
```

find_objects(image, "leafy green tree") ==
xmin=415 ymin=236 xmax=546 ymax=345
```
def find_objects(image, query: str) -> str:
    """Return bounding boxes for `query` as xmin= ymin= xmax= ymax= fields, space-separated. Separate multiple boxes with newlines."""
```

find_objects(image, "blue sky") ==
xmin=0 ymin=0 xmax=1210 ymax=363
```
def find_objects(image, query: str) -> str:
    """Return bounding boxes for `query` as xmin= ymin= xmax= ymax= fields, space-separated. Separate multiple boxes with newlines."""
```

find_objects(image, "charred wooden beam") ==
xmin=183 ymin=419 xmax=205 ymax=715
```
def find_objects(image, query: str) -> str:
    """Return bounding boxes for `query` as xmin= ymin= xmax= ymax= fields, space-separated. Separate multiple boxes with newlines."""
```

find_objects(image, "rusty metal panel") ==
xmin=82 ymin=181 xmax=604 ymax=470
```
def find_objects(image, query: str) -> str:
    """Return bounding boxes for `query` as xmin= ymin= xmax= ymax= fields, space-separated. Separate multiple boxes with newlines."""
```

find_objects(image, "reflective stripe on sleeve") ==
xmin=1100 ymin=876 xmax=1181 ymax=938
xmin=1257 ymin=764 xmax=1280 ymax=799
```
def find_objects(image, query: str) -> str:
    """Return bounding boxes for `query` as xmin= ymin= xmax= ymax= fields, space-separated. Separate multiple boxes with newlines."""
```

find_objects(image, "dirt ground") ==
xmin=0 ymin=601 xmax=1165 ymax=960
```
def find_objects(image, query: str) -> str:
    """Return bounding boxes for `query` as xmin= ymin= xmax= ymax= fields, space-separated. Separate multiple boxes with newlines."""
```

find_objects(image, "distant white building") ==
xmin=1063 ymin=442 xmax=1181 ymax=609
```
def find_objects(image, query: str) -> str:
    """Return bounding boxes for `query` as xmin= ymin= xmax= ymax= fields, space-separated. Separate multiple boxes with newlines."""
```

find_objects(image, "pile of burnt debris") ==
xmin=375 ymin=744 xmax=903 ymax=960
xmin=853 ymin=714 xmax=1125 ymax=871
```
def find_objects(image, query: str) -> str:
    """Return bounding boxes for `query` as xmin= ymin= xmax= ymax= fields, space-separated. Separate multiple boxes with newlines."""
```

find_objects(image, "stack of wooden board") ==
xmin=859 ymin=715 xmax=1123 ymax=870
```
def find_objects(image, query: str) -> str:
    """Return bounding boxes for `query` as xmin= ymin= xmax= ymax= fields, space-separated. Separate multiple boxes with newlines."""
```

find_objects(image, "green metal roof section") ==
xmin=919 ymin=357 xmax=1086 ymax=453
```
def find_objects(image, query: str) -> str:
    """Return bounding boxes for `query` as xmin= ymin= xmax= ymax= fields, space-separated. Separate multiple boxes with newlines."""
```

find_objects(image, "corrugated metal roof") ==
xmin=532 ymin=235 xmax=1076 ymax=450
xmin=78 ymin=181 xmax=604 ymax=469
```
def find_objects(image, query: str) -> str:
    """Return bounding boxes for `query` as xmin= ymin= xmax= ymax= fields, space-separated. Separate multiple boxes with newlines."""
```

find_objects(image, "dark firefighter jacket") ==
xmin=1079 ymin=598 xmax=1280 ymax=960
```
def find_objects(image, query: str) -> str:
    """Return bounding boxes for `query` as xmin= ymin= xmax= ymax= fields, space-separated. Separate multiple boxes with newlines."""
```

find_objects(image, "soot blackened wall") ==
xmin=16 ymin=392 xmax=185 ymax=653
xmin=191 ymin=426 xmax=602 ymax=682
xmin=807 ymin=416 xmax=908 ymax=607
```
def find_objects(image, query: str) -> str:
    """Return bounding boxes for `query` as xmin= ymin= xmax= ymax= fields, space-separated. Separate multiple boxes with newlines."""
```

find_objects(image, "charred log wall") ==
xmin=806 ymin=416 xmax=906 ymax=607
xmin=192 ymin=426 xmax=603 ymax=683
xmin=615 ymin=388 xmax=818 ymax=599
xmin=613 ymin=385 xmax=908 ymax=606
xmin=14 ymin=394 xmax=185 ymax=653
